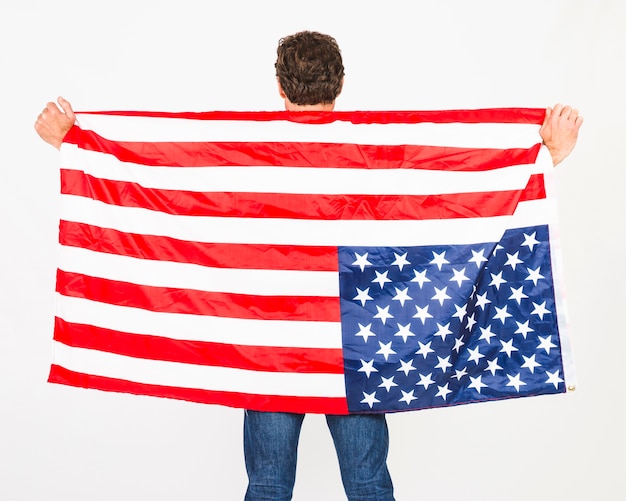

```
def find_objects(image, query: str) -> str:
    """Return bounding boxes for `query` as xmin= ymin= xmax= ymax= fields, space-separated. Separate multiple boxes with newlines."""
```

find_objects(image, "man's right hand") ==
xmin=35 ymin=97 xmax=76 ymax=150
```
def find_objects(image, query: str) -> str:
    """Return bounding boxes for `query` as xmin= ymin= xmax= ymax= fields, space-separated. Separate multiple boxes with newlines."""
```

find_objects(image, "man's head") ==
xmin=275 ymin=31 xmax=344 ymax=109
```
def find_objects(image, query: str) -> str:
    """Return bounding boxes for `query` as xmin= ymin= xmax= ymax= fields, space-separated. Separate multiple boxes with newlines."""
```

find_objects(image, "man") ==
xmin=35 ymin=31 xmax=582 ymax=501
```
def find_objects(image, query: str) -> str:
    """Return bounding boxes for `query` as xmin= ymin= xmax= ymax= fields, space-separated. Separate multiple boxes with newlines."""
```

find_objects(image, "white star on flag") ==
xmin=504 ymin=251 xmax=523 ymax=270
xmin=353 ymin=252 xmax=372 ymax=271
xmin=514 ymin=320 xmax=534 ymax=339
xmin=531 ymin=301 xmax=551 ymax=320
xmin=399 ymin=390 xmax=418 ymax=405
xmin=525 ymin=266 xmax=544 ymax=286
xmin=500 ymin=339 xmax=518 ymax=357
xmin=431 ymin=286 xmax=451 ymax=305
xmin=354 ymin=287 xmax=373 ymax=306
xmin=508 ymin=286 xmax=528 ymax=304
xmin=416 ymin=373 xmax=435 ymax=389
xmin=522 ymin=232 xmax=540 ymax=251
xmin=392 ymin=287 xmax=412 ymax=306
xmin=469 ymin=249 xmax=489 ymax=268
xmin=538 ymin=335 xmax=557 ymax=354
xmin=436 ymin=384 xmax=452 ymax=401
xmin=410 ymin=269 xmax=431 ymax=288
xmin=372 ymin=270 xmax=392 ymax=289
xmin=475 ymin=291 xmax=491 ymax=310
xmin=374 ymin=305 xmax=394 ymax=324
xmin=450 ymin=268 xmax=470 ymax=287
xmin=394 ymin=323 xmax=415 ymax=342
xmin=479 ymin=325 xmax=497 ymax=344
xmin=493 ymin=305 xmax=513 ymax=324
xmin=435 ymin=356 xmax=452 ymax=372
xmin=489 ymin=271 xmax=507 ymax=290
xmin=416 ymin=341 xmax=435 ymax=359
xmin=468 ymin=375 xmax=488 ymax=393
xmin=376 ymin=341 xmax=396 ymax=361
xmin=397 ymin=359 xmax=417 ymax=376
xmin=545 ymin=370 xmax=564 ymax=389
xmin=521 ymin=355 xmax=541 ymax=373
xmin=430 ymin=251 xmax=449 ymax=270
xmin=506 ymin=373 xmax=526 ymax=392
xmin=434 ymin=322 xmax=453 ymax=341
xmin=392 ymin=252 xmax=411 ymax=271
xmin=361 ymin=392 xmax=380 ymax=408
xmin=467 ymin=347 xmax=484 ymax=365
xmin=358 ymin=359 xmax=378 ymax=378
xmin=355 ymin=323 xmax=376 ymax=342
xmin=379 ymin=376 xmax=398 ymax=392
xmin=485 ymin=358 xmax=503 ymax=376
xmin=413 ymin=305 xmax=433 ymax=324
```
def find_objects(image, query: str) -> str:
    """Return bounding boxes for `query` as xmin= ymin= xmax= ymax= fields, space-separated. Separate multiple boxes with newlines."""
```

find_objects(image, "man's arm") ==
xmin=34 ymin=97 xmax=76 ymax=150
xmin=540 ymin=103 xmax=583 ymax=166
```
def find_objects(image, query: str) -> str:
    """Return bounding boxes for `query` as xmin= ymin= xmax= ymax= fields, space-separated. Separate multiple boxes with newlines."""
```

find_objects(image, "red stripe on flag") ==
xmin=54 ymin=318 xmax=345 ymax=374
xmin=64 ymin=127 xmax=541 ymax=170
xmin=56 ymin=270 xmax=340 ymax=322
xmin=61 ymin=170 xmax=545 ymax=220
xmin=58 ymin=221 xmax=338 ymax=271
xmin=520 ymin=173 xmax=546 ymax=201
xmin=75 ymin=108 xmax=546 ymax=124
xmin=48 ymin=364 xmax=350 ymax=414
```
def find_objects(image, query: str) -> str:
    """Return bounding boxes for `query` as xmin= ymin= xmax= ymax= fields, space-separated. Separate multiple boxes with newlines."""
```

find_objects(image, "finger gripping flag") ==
xmin=49 ymin=109 xmax=575 ymax=414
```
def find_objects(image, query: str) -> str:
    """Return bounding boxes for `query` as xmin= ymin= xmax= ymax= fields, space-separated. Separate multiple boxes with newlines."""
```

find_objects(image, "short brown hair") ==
xmin=275 ymin=31 xmax=344 ymax=106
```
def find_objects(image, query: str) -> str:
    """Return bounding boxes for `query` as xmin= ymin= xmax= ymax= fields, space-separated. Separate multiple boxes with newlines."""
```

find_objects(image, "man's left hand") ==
xmin=540 ymin=103 xmax=583 ymax=166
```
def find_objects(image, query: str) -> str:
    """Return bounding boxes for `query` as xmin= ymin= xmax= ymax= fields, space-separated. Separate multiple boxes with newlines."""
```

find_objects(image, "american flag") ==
xmin=49 ymin=109 xmax=575 ymax=414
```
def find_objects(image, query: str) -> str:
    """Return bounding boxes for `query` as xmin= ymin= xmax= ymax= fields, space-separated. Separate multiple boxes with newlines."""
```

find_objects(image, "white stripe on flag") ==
xmin=52 ymin=341 xmax=347 ymax=397
xmin=62 ymin=145 xmax=541 ymax=195
xmin=57 ymin=245 xmax=338 ymax=297
xmin=56 ymin=294 xmax=342 ymax=349
xmin=75 ymin=114 xmax=542 ymax=149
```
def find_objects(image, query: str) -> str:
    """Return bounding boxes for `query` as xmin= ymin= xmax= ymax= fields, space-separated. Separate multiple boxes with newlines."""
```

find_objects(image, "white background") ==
xmin=1 ymin=1 xmax=624 ymax=499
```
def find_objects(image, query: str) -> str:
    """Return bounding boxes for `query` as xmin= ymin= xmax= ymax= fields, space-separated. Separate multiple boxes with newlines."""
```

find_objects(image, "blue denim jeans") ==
xmin=243 ymin=411 xmax=395 ymax=501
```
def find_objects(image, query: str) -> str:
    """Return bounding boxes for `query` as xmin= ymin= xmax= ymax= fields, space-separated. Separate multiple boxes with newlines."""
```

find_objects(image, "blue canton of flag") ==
xmin=339 ymin=224 xmax=565 ymax=413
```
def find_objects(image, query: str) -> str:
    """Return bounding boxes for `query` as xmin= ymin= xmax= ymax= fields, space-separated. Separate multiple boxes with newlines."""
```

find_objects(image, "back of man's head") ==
xmin=275 ymin=31 xmax=344 ymax=106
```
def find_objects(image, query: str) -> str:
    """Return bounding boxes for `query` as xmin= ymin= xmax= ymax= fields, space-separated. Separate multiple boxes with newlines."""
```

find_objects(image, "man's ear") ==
xmin=277 ymin=78 xmax=287 ymax=99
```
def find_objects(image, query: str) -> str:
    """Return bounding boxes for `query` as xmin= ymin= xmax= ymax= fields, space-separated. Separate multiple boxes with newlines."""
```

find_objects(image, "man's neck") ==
xmin=284 ymin=101 xmax=335 ymax=112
